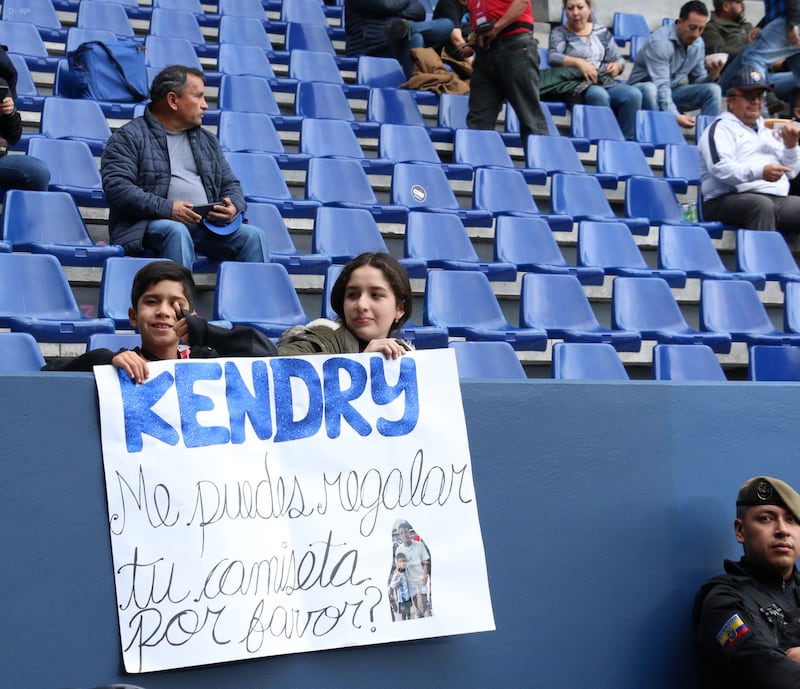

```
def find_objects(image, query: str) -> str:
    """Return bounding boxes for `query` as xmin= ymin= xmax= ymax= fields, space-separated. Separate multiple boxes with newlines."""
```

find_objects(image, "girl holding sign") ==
xmin=278 ymin=252 xmax=414 ymax=358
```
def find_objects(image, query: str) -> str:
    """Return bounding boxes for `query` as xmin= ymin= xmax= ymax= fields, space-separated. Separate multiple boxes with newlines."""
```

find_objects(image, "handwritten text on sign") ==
xmin=95 ymin=350 xmax=495 ymax=673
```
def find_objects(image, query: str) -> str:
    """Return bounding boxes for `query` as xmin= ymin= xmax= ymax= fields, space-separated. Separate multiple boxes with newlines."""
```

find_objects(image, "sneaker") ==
xmin=385 ymin=18 xmax=410 ymax=41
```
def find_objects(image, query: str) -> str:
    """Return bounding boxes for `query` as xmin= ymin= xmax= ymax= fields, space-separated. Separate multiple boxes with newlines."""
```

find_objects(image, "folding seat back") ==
xmin=526 ymin=134 xmax=586 ymax=175
xmin=612 ymin=11 xmax=651 ymax=43
xmin=284 ymin=21 xmax=336 ymax=56
xmin=300 ymin=117 xmax=366 ymax=158
xmin=449 ymin=341 xmax=527 ymax=379
xmin=281 ymin=0 xmax=329 ymax=28
xmin=749 ymin=345 xmax=800 ymax=381
xmin=521 ymin=273 xmax=603 ymax=331
xmin=636 ymin=110 xmax=686 ymax=148
xmin=652 ymin=344 xmax=727 ymax=381
xmin=0 ymin=332 xmax=46 ymax=371
xmin=784 ymin=282 xmax=800 ymax=333
xmin=8 ymin=53 xmax=46 ymax=111
xmin=392 ymin=162 xmax=461 ymax=210
xmin=40 ymin=97 xmax=112 ymax=155
xmin=218 ymin=0 xmax=266 ymax=19
xmin=596 ymin=139 xmax=654 ymax=180
xmin=506 ymin=100 xmax=562 ymax=139
xmin=86 ymin=332 xmax=143 ymax=351
xmin=367 ymin=87 xmax=427 ymax=127
xmin=214 ymin=262 xmax=309 ymax=336
xmin=0 ymin=21 xmax=56 ymax=73
xmin=357 ymin=55 xmax=406 ymax=88
xmin=149 ymin=8 xmax=209 ymax=54
xmin=217 ymin=111 xmax=285 ymax=154
xmin=437 ymin=92 xmax=470 ymax=129
xmin=290 ymin=49 xmax=344 ymax=85
xmin=424 ymin=270 xmax=514 ymax=331
xmin=578 ymin=221 xmax=649 ymax=269
xmin=144 ymin=35 xmax=202 ymax=72
xmin=65 ymin=27 xmax=119 ymax=53
xmin=218 ymin=43 xmax=275 ymax=79
xmin=77 ymin=1 xmax=135 ymax=38
xmin=295 ymin=80 xmax=354 ymax=120
xmin=2 ymin=0 xmax=64 ymax=42
xmin=218 ymin=15 xmax=272 ymax=49
xmin=307 ymin=157 xmax=379 ymax=206
xmin=312 ymin=207 xmax=389 ymax=261
xmin=571 ymin=103 xmax=625 ymax=143
xmin=664 ymin=143 xmax=701 ymax=186
xmin=736 ymin=228 xmax=800 ymax=285
xmin=474 ymin=166 xmax=538 ymax=215
xmin=700 ymin=279 xmax=789 ymax=340
xmin=1 ymin=189 xmax=122 ymax=266
xmin=551 ymin=172 xmax=614 ymax=218
xmin=551 ymin=342 xmax=629 ymax=379
xmin=624 ymin=175 xmax=684 ymax=224
xmin=26 ymin=138 xmax=105 ymax=206
xmin=380 ymin=123 xmax=441 ymax=164
xmin=612 ymin=276 xmax=694 ymax=333
xmin=453 ymin=128 xmax=513 ymax=169
xmin=405 ymin=211 xmax=481 ymax=263
xmin=218 ymin=74 xmax=281 ymax=116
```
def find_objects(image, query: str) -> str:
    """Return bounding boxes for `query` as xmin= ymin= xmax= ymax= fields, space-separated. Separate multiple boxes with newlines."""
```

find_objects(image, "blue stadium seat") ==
xmin=8 ymin=53 xmax=46 ymax=113
xmin=320 ymin=263 xmax=448 ymax=348
xmin=392 ymin=162 xmax=493 ymax=227
xmin=99 ymin=256 xmax=163 ymax=329
xmin=424 ymin=270 xmax=548 ymax=350
xmin=0 ymin=20 xmax=60 ymax=72
xmin=80 ymin=0 xmax=150 ymax=20
xmin=218 ymin=15 xmax=285 ymax=62
xmin=612 ymin=276 xmax=732 ymax=351
xmin=736 ymin=229 xmax=800 ymax=288
xmin=505 ymin=101 xmax=587 ymax=149
xmin=214 ymin=262 xmax=310 ymax=337
xmin=367 ymin=87 xmax=428 ymax=128
xmin=472 ymin=167 xmax=573 ymax=232
xmin=217 ymin=43 xmax=296 ymax=93
xmin=243 ymin=202 xmax=331 ymax=275
xmin=453 ymin=129 xmax=545 ymax=184
xmin=577 ymin=221 xmax=686 ymax=286
xmin=572 ymin=104 xmax=654 ymax=155
xmin=357 ymin=54 xmax=438 ymax=106
xmin=225 ymin=151 xmax=321 ymax=218
xmin=76 ymin=1 xmax=136 ymax=39
xmin=783 ymin=282 xmax=800 ymax=334
xmin=312 ymin=206 xmax=426 ymax=277
xmin=612 ymin=11 xmax=650 ymax=46
xmin=219 ymin=74 xmax=300 ymax=130
xmin=652 ymin=343 xmax=727 ymax=381
xmin=0 ymin=253 xmax=114 ymax=342
xmin=700 ymin=279 xmax=800 ymax=346
xmin=289 ymin=49 xmax=369 ymax=98
xmin=493 ymin=215 xmax=603 ymax=285
xmin=152 ymin=0 xmax=219 ymax=28
xmin=551 ymin=173 xmax=649 ymax=234
xmin=527 ymin=135 xmax=615 ymax=188
xmin=658 ymin=224 xmax=765 ymax=288
xmin=39 ymin=97 xmax=111 ymax=156
xmin=437 ymin=92 xmax=469 ymax=132
xmin=748 ymin=344 xmax=800 ymax=381
xmin=294 ymin=81 xmax=379 ymax=136
xmin=596 ymin=140 xmax=687 ymax=193
xmin=551 ymin=341 xmax=629 ymax=380
xmin=284 ymin=22 xmax=357 ymax=71
xmin=144 ymin=35 xmax=220 ymax=90
xmin=86 ymin=332 xmax=143 ymax=351
xmin=1 ymin=190 xmax=122 ymax=266
xmin=300 ymin=118 xmax=394 ymax=174
xmin=27 ymin=138 xmax=106 ymax=207
xmin=404 ymin=211 xmax=517 ymax=280
xmin=379 ymin=124 xmax=472 ymax=180
xmin=281 ymin=0 xmax=345 ymax=41
xmin=695 ymin=114 xmax=715 ymax=144
xmin=149 ymin=8 xmax=217 ymax=58
xmin=218 ymin=0 xmax=267 ymax=20
xmin=1 ymin=0 xmax=66 ymax=43
xmin=217 ymin=111 xmax=310 ymax=170
xmin=65 ymin=26 xmax=120 ymax=53
xmin=635 ymin=110 xmax=687 ymax=149
xmin=623 ymin=176 xmax=725 ymax=237
xmin=449 ymin=341 xmax=527 ymax=379
xmin=0 ymin=332 xmax=46 ymax=371
xmin=630 ymin=34 xmax=648 ymax=60
xmin=307 ymin=157 xmax=408 ymax=223
xmin=664 ymin=143 xmax=701 ymax=188
xmin=520 ymin=274 xmax=642 ymax=350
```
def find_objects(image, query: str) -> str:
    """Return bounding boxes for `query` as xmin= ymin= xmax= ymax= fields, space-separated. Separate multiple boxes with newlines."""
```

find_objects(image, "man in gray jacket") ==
xmin=101 ymin=65 xmax=268 ymax=270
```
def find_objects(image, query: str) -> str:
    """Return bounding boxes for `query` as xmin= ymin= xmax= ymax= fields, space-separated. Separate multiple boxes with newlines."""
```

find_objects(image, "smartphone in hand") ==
xmin=192 ymin=201 xmax=224 ymax=217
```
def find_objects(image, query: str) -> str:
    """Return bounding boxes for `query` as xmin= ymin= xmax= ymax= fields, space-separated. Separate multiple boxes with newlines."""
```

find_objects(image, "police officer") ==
xmin=693 ymin=476 xmax=800 ymax=688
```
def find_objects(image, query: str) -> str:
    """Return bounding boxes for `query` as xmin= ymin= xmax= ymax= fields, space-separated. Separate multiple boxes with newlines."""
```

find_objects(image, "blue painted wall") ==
xmin=3 ymin=374 xmax=799 ymax=689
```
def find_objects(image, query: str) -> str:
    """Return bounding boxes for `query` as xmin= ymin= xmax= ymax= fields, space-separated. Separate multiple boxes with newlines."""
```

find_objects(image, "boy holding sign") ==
xmin=43 ymin=261 xmax=277 ymax=378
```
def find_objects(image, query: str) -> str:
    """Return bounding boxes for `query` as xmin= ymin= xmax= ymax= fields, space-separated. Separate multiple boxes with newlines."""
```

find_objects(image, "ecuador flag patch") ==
xmin=716 ymin=613 xmax=749 ymax=652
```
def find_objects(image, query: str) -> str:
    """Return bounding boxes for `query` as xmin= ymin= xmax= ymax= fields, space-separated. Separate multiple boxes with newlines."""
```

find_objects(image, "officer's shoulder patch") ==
xmin=716 ymin=613 xmax=750 ymax=652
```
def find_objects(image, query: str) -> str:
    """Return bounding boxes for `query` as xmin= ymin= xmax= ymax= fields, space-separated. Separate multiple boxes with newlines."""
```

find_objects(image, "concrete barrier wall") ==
xmin=3 ymin=373 xmax=799 ymax=689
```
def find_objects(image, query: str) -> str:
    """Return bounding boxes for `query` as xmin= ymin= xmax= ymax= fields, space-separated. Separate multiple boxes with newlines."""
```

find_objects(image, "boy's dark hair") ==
xmin=680 ymin=0 xmax=709 ymax=20
xmin=150 ymin=65 xmax=205 ymax=104
xmin=130 ymin=261 xmax=196 ymax=310
xmin=330 ymin=252 xmax=413 ymax=334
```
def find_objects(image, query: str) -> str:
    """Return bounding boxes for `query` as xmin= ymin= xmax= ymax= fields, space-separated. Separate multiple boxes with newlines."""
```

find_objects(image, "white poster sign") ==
xmin=95 ymin=349 xmax=495 ymax=673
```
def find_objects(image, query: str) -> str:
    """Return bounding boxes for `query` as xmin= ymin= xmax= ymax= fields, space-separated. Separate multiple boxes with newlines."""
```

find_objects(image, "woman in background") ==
xmin=547 ymin=0 xmax=651 ymax=139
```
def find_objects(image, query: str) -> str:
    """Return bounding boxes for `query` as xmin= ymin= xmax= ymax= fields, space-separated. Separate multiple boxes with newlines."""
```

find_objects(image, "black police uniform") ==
xmin=693 ymin=557 xmax=800 ymax=689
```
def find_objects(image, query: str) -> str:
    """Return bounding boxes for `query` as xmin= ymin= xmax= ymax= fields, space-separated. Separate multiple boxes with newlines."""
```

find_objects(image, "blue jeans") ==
xmin=584 ymin=83 xmax=646 ymax=140
xmin=0 ymin=154 xmax=50 ymax=192
xmin=390 ymin=18 xmax=454 ymax=77
xmin=144 ymin=219 xmax=269 ymax=270
xmin=633 ymin=81 xmax=721 ymax=116
xmin=720 ymin=18 xmax=800 ymax=94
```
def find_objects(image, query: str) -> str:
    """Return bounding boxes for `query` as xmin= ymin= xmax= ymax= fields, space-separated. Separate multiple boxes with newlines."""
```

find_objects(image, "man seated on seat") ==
xmin=698 ymin=65 xmax=800 ymax=232
xmin=628 ymin=0 xmax=723 ymax=129
xmin=693 ymin=476 xmax=800 ymax=688
xmin=101 ymin=64 xmax=269 ymax=271
xmin=344 ymin=0 xmax=454 ymax=78
xmin=43 ymin=260 xmax=277 ymax=378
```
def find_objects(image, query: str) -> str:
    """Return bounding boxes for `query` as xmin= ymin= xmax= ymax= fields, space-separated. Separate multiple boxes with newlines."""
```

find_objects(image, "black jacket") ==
xmin=344 ymin=0 xmax=426 ymax=57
